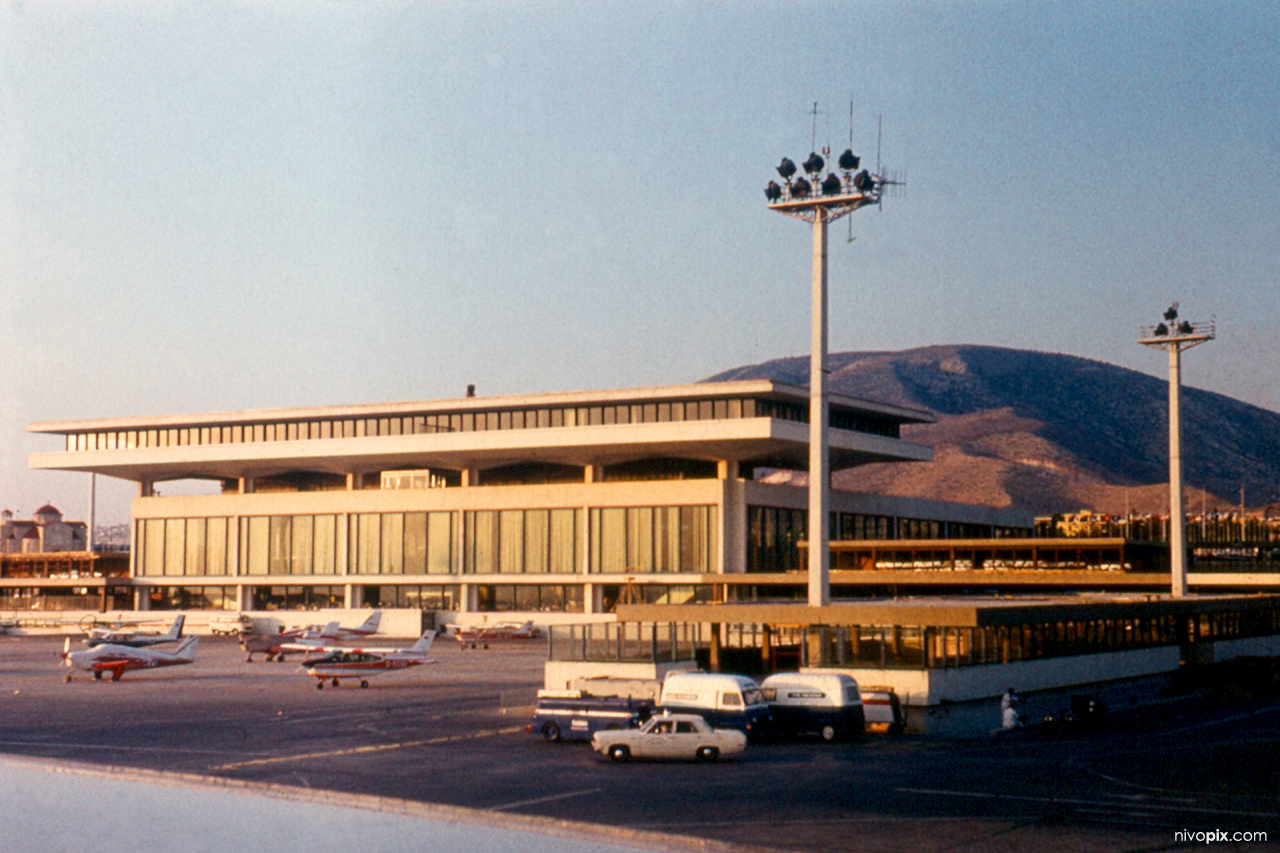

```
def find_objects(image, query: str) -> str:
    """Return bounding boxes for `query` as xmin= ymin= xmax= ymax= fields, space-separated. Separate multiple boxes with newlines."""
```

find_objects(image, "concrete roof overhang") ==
xmin=28 ymin=417 xmax=932 ymax=484
xmin=615 ymin=594 xmax=1280 ymax=628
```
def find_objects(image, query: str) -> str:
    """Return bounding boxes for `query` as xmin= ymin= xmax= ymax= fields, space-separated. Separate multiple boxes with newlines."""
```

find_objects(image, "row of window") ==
xmin=745 ymin=506 xmax=1033 ymax=573
xmin=801 ymin=608 xmax=1280 ymax=670
xmin=136 ymin=506 xmax=717 ymax=578
xmin=66 ymin=395 xmax=900 ymax=453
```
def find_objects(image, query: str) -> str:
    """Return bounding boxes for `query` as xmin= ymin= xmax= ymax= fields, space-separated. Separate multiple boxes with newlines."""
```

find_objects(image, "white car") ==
xmin=591 ymin=713 xmax=746 ymax=762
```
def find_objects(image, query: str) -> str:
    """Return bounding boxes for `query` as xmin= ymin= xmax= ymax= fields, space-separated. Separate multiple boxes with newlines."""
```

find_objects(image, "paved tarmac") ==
xmin=2 ymin=633 xmax=1279 ymax=851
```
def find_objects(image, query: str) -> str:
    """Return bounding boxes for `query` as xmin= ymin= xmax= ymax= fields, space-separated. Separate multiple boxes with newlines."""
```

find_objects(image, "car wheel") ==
xmin=316 ymin=681 xmax=324 ymax=690
xmin=609 ymin=744 xmax=630 ymax=763
xmin=360 ymin=680 xmax=369 ymax=689
xmin=542 ymin=722 xmax=561 ymax=742
xmin=696 ymin=746 xmax=719 ymax=762
xmin=821 ymin=725 xmax=837 ymax=742
xmin=888 ymin=722 xmax=905 ymax=736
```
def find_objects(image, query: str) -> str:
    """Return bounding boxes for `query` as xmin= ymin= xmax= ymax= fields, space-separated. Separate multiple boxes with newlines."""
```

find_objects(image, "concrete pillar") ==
xmin=461 ymin=468 xmax=479 ymax=487
xmin=709 ymin=622 xmax=722 ymax=672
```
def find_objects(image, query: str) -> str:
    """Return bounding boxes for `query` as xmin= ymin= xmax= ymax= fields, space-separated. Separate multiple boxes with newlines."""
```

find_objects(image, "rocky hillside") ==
xmin=708 ymin=345 xmax=1280 ymax=516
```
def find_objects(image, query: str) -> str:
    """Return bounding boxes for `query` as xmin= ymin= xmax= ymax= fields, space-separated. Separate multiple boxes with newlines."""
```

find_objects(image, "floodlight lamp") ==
xmin=764 ymin=181 xmax=783 ymax=202
xmin=1178 ymin=321 xmax=1194 ymax=335
xmin=1164 ymin=304 xmax=1179 ymax=322
xmin=791 ymin=177 xmax=812 ymax=198
xmin=853 ymin=170 xmax=874 ymax=192
xmin=838 ymin=149 xmax=859 ymax=171
xmin=776 ymin=158 xmax=797 ymax=179
xmin=1154 ymin=322 xmax=1168 ymax=336
xmin=803 ymin=152 xmax=824 ymax=175
xmin=821 ymin=174 xmax=843 ymax=196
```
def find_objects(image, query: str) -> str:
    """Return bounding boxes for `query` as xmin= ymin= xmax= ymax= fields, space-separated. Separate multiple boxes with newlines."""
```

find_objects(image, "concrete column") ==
xmin=461 ymin=468 xmax=479 ymax=487
xmin=584 ymin=464 xmax=602 ymax=483
xmin=86 ymin=473 xmax=96 ymax=553
xmin=1168 ymin=345 xmax=1187 ymax=597
xmin=239 ymin=477 xmax=255 ymax=494
xmin=721 ymin=476 xmax=746 ymax=575
xmin=709 ymin=622 xmax=722 ymax=673
xmin=808 ymin=211 xmax=831 ymax=607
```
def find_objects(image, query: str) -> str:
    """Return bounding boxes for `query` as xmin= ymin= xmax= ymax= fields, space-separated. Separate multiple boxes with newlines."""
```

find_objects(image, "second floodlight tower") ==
xmin=766 ymin=150 xmax=883 ymax=606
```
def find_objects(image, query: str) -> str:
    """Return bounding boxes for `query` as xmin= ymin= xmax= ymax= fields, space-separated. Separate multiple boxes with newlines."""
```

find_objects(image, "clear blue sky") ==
xmin=3 ymin=1 xmax=1278 ymax=524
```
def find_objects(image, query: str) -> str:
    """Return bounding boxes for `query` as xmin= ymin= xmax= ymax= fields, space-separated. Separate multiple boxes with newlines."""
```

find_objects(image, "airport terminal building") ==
xmin=27 ymin=381 xmax=1030 ymax=620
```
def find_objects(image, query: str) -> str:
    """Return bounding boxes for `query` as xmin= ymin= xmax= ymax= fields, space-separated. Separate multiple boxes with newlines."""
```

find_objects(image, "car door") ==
xmin=671 ymin=719 xmax=701 ymax=758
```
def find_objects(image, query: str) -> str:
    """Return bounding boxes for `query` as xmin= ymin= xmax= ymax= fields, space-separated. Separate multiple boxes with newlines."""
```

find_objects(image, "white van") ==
xmin=658 ymin=672 xmax=771 ymax=741
xmin=761 ymin=672 xmax=865 ymax=742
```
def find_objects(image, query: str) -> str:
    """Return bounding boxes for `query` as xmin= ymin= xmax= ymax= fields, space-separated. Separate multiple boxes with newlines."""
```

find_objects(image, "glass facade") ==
xmin=137 ymin=518 xmax=234 ymax=577
xmin=360 ymin=584 xmax=459 ymax=610
xmin=746 ymin=506 xmax=1035 ymax=573
xmin=589 ymin=506 xmax=716 ymax=574
xmin=475 ymin=583 xmax=585 ymax=612
xmin=462 ymin=509 xmax=580 ymax=574
xmin=347 ymin=512 xmax=455 ymax=575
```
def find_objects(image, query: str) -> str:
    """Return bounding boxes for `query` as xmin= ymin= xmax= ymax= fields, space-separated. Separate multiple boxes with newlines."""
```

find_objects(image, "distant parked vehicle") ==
xmin=592 ymin=713 xmax=746 ymax=762
xmin=659 ymin=672 xmax=771 ymax=741
xmin=527 ymin=690 xmax=654 ymax=742
xmin=210 ymin=613 xmax=255 ymax=636
xmin=860 ymin=685 xmax=905 ymax=735
xmin=761 ymin=672 xmax=866 ymax=742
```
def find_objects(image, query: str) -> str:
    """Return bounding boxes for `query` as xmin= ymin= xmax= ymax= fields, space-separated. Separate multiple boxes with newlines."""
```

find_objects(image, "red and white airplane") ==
xmin=61 ymin=635 xmax=199 ymax=682
xmin=299 ymin=630 xmax=436 ymax=689
xmin=454 ymin=620 xmax=539 ymax=648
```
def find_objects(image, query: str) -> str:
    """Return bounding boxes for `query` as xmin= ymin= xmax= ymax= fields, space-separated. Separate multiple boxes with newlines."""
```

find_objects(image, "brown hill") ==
xmin=709 ymin=345 xmax=1280 ymax=516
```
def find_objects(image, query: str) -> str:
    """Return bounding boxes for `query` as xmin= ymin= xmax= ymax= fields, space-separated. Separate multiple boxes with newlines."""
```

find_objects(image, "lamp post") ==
xmin=1138 ymin=304 xmax=1215 ymax=597
xmin=766 ymin=149 xmax=884 ymax=606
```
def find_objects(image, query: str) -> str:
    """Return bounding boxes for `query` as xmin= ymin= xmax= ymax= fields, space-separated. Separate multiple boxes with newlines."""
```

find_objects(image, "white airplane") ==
xmin=84 ymin=614 xmax=185 ymax=647
xmin=61 ymin=635 xmax=199 ymax=682
xmin=454 ymin=620 xmax=538 ymax=648
xmin=291 ymin=610 xmax=382 ymax=643
xmin=299 ymin=630 xmax=436 ymax=690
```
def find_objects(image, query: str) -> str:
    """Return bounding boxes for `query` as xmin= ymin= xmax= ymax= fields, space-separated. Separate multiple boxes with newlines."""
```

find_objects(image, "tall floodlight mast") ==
xmin=765 ymin=127 xmax=900 ymax=606
xmin=1138 ymin=304 xmax=1215 ymax=597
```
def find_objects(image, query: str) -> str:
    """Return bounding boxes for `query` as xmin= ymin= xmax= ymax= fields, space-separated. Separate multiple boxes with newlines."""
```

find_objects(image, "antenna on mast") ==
xmin=847 ymin=100 xmax=857 ymax=242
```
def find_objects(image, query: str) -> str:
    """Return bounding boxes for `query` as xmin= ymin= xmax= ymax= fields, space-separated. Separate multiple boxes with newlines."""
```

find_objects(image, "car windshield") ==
xmin=743 ymin=687 xmax=765 ymax=706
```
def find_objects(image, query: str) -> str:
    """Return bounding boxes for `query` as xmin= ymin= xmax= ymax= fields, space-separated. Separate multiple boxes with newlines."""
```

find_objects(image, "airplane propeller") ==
xmin=61 ymin=637 xmax=74 ymax=682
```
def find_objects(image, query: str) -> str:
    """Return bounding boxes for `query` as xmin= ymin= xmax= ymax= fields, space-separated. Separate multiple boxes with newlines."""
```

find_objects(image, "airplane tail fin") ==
xmin=410 ymin=630 xmax=436 ymax=654
xmin=175 ymin=635 xmax=199 ymax=660
xmin=164 ymin=614 xmax=185 ymax=640
xmin=320 ymin=621 xmax=340 ymax=637
xmin=359 ymin=611 xmax=382 ymax=633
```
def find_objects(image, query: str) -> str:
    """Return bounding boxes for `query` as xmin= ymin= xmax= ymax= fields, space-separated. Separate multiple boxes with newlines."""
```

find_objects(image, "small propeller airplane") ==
xmin=239 ymin=611 xmax=384 ymax=662
xmin=61 ymin=635 xmax=199 ymax=682
xmin=84 ymin=614 xmax=185 ymax=647
xmin=294 ymin=611 xmax=382 ymax=642
xmin=299 ymin=630 xmax=436 ymax=689
xmin=454 ymin=620 xmax=539 ymax=648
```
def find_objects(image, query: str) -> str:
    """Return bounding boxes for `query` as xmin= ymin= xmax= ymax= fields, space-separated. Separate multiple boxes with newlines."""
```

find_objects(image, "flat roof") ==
xmin=28 ymin=380 xmax=936 ymax=482
xmin=615 ymin=593 xmax=1280 ymax=628
xmin=28 ymin=379 xmax=934 ymax=433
